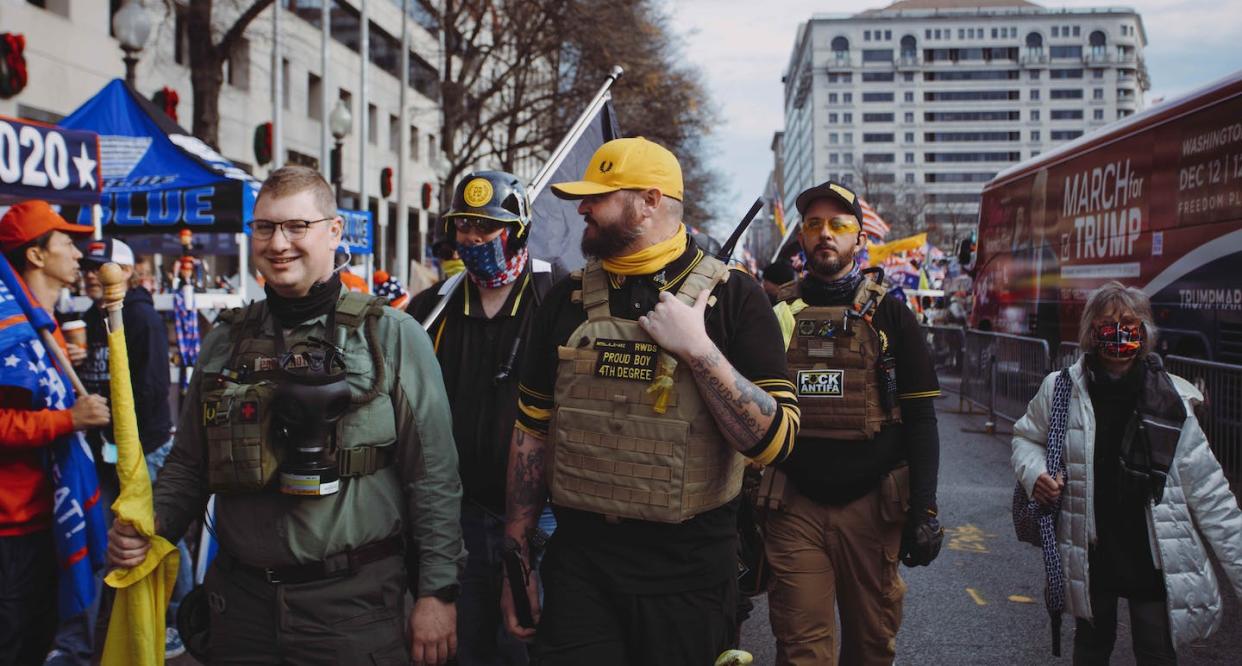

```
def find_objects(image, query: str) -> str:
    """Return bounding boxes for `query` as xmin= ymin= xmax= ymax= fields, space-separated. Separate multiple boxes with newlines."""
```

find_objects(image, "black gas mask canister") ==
xmin=272 ymin=340 xmax=352 ymax=497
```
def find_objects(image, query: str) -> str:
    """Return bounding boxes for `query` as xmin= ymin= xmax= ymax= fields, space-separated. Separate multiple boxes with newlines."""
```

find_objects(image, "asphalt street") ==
xmin=738 ymin=392 xmax=1241 ymax=665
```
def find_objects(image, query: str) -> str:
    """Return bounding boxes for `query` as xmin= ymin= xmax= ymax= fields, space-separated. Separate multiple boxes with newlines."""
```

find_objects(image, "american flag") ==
xmin=859 ymin=197 xmax=891 ymax=241
xmin=173 ymin=286 xmax=200 ymax=389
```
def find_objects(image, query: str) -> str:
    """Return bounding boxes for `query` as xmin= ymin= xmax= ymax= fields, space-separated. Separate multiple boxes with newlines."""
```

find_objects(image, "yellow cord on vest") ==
xmin=646 ymin=353 xmax=678 ymax=414
xmin=601 ymin=225 xmax=687 ymax=276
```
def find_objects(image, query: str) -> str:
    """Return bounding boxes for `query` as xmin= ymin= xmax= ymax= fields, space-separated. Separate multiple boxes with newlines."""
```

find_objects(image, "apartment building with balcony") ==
xmin=780 ymin=0 xmax=1148 ymax=239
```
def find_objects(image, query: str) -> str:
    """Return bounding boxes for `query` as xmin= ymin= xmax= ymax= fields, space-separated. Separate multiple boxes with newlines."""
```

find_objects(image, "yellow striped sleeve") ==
xmin=741 ymin=383 xmax=800 ymax=466
xmin=897 ymin=390 xmax=941 ymax=400
xmin=516 ymin=382 xmax=554 ymax=436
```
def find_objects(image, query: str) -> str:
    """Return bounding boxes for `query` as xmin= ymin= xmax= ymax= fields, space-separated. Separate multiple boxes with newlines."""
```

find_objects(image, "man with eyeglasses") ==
xmin=406 ymin=170 xmax=554 ymax=666
xmin=107 ymin=165 xmax=464 ymax=666
xmin=762 ymin=180 xmax=944 ymax=665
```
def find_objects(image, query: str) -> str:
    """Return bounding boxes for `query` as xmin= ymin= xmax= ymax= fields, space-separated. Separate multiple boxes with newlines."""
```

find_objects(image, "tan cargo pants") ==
xmin=763 ymin=467 xmax=909 ymax=666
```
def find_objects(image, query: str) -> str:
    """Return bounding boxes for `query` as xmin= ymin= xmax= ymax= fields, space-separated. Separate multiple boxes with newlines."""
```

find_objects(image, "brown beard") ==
xmin=807 ymin=243 xmax=856 ymax=278
xmin=581 ymin=195 xmax=643 ymax=259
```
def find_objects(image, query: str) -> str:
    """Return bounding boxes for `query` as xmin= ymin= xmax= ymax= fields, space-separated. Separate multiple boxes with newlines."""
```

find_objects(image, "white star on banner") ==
xmin=73 ymin=143 xmax=97 ymax=190
xmin=3 ymin=355 xmax=18 ymax=367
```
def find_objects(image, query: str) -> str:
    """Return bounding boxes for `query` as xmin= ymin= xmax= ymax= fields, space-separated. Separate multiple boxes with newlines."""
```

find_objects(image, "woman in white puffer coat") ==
xmin=1012 ymin=282 xmax=1242 ymax=665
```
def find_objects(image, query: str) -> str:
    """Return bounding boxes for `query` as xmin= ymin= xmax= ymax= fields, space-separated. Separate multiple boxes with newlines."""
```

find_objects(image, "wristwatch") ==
xmin=429 ymin=584 xmax=460 ymax=604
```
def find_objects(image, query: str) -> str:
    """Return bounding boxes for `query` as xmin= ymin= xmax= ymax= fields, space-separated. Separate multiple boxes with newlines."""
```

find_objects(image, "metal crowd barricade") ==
xmin=955 ymin=330 xmax=1051 ymax=429
xmin=1055 ymin=342 xmax=1082 ymax=370
xmin=959 ymin=330 xmax=997 ymax=418
xmin=921 ymin=325 xmax=967 ymax=376
xmin=1163 ymin=354 xmax=1242 ymax=485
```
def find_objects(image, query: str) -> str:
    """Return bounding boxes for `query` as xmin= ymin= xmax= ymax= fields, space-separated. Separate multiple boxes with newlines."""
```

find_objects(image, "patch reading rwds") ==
xmin=594 ymin=338 xmax=658 ymax=382
xmin=797 ymin=369 xmax=845 ymax=397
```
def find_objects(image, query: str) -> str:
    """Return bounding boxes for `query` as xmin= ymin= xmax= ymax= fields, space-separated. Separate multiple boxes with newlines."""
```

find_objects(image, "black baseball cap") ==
xmin=794 ymin=180 xmax=864 ymax=223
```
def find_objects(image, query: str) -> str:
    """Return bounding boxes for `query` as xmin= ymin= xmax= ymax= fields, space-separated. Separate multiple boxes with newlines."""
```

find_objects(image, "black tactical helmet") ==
xmin=444 ymin=170 xmax=532 ymax=249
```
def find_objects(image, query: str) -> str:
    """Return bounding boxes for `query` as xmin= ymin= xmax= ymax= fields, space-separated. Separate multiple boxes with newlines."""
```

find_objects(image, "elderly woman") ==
xmin=1012 ymin=281 xmax=1242 ymax=664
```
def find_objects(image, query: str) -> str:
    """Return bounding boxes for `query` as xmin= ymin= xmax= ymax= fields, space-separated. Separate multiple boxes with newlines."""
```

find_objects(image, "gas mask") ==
xmin=1093 ymin=321 xmax=1144 ymax=360
xmin=271 ymin=344 xmax=352 ymax=497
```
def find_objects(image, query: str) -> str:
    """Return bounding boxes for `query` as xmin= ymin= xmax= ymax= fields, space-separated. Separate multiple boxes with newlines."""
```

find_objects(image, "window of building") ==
xmin=904 ymin=152 xmax=914 ymax=163
xmin=843 ymin=92 xmax=853 ymax=103
xmin=1050 ymin=88 xmax=1083 ymax=99
xmin=925 ymin=172 xmax=996 ymax=183
xmin=904 ymin=112 xmax=914 ymax=122
xmin=863 ymin=92 xmax=894 ymax=102
xmin=904 ymin=91 xmax=914 ymax=102
xmin=1093 ymin=88 xmax=1104 ymax=100
xmin=925 ymin=90 xmax=1020 ymax=101
xmin=864 ymin=133 xmax=895 ymax=142
xmin=409 ymin=126 xmax=420 ymax=159
xmin=863 ymin=153 xmax=895 ymax=163
xmin=992 ymin=28 xmax=998 ymax=39
xmin=863 ymin=71 xmax=895 ymax=82
xmin=367 ymin=104 xmax=378 ymax=144
xmin=828 ymin=72 xmax=852 ymax=83
xmin=958 ymin=29 xmax=965 ymax=39
xmin=925 ymin=110 xmax=1020 ymax=122
xmin=1051 ymin=26 xmax=1059 ymax=37
xmin=828 ymin=93 xmax=839 ymax=104
xmin=842 ymin=174 xmax=854 ymax=184
xmin=829 ymin=153 xmax=839 ymax=164
xmin=905 ymin=172 xmax=915 ymax=183
xmin=828 ymin=113 xmax=839 ymax=123
xmin=1052 ymin=130 xmax=1083 ymax=141
xmin=1051 ymin=109 xmax=1083 ymax=120
xmin=1050 ymin=45 xmax=1082 ymax=59
xmin=281 ymin=59 xmax=291 ymax=109
xmin=1093 ymin=109 xmax=1104 ymax=120
xmin=843 ymin=153 xmax=854 ymax=164
xmin=227 ymin=37 xmax=251 ymax=90
xmin=1031 ymin=130 xmax=1041 ymax=141
xmin=829 ymin=132 xmax=839 ymax=144
xmin=427 ymin=133 xmax=437 ymax=164
xmin=925 ymin=70 xmax=1020 ymax=81
xmin=1118 ymin=109 xmax=1133 ymax=119
xmin=885 ymin=30 xmax=892 ymax=40
xmin=389 ymin=114 xmax=400 ymax=152
xmin=1029 ymin=70 xmax=1041 ymax=81
xmin=1031 ymin=109 xmax=1040 ymax=121
xmin=924 ymin=151 xmax=1021 ymax=162
xmin=308 ymin=72 xmax=323 ymax=120
xmin=863 ymin=49 xmax=894 ymax=62
xmin=925 ymin=131 xmax=1021 ymax=142
xmin=843 ymin=112 xmax=853 ymax=122
xmin=1030 ymin=89 xmax=1040 ymax=100
xmin=174 ymin=7 xmax=190 ymax=65
xmin=1093 ymin=69 xmax=1105 ymax=79
xmin=903 ymin=72 xmax=914 ymax=82
xmin=925 ymin=29 xmax=932 ymax=39
xmin=1050 ymin=69 xmax=1084 ymax=79
xmin=904 ymin=132 xmax=915 ymax=142
xmin=864 ymin=30 xmax=871 ymax=41
xmin=831 ymin=36 xmax=850 ymax=54
xmin=863 ymin=112 xmax=894 ymax=122
xmin=1072 ymin=26 xmax=1080 ymax=37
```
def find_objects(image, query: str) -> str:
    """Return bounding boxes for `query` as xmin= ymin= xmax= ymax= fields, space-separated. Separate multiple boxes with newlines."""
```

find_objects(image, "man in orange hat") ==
xmin=0 ymin=201 xmax=110 ymax=664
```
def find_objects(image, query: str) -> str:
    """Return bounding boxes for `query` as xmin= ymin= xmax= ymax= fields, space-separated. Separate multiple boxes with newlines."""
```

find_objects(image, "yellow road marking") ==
xmin=1008 ymin=594 xmax=1035 ymax=604
xmin=944 ymin=524 xmax=997 ymax=553
xmin=966 ymin=587 xmax=988 ymax=606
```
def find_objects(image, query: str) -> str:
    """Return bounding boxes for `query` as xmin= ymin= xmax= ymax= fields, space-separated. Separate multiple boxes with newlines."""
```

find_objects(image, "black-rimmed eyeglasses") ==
xmin=247 ymin=217 xmax=334 ymax=241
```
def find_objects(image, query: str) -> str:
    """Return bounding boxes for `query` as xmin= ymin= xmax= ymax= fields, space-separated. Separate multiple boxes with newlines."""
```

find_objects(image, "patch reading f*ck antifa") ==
xmin=594 ymin=339 xmax=658 ymax=382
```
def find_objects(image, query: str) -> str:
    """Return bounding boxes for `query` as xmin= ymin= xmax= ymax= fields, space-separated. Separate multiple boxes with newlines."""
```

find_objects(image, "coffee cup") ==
xmin=62 ymin=320 xmax=87 ymax=348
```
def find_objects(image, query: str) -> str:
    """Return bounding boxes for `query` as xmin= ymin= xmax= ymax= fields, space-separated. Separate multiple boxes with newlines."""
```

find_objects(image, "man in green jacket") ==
xmin=108 ymin=166 xmax=464 ymax=666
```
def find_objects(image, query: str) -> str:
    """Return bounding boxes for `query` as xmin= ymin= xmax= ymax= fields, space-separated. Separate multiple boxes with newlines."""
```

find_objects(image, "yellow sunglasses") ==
xmin=803 ymin=215 xmax=861 ymax=235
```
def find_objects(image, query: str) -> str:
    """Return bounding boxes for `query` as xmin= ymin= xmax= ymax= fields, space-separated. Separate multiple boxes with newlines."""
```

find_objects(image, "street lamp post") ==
xmin=112 ymin=0 xmax=152 ymax=87
xmin=329 ymin=99 xmax=353 ymax=209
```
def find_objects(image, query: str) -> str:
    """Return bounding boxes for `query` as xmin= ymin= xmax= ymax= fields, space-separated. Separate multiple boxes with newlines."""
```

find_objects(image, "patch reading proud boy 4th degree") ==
xmin=594 ymin=339 xmax=659 ymax=382
xmin=797 ymin=369 xmax=845 ymax=397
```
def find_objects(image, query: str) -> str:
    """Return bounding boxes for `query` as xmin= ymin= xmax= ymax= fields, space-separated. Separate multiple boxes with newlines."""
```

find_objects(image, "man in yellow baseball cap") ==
xmin=501 ymin=138 xmax=799 ymax=666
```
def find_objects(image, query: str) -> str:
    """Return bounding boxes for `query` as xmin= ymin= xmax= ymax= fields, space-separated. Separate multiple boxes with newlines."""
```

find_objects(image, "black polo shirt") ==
xmin=777 ymin=285 xmax=941 ymax=508
xmin=516 ymin=238 xmax=797 ymax=593
xmin=408 ymin=263 xmax=548 ymax=515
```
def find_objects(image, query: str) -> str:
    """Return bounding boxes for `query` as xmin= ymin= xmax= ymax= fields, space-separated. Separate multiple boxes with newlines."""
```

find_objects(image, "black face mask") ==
xmin=266 ymin=273 xmax=342 ymax=328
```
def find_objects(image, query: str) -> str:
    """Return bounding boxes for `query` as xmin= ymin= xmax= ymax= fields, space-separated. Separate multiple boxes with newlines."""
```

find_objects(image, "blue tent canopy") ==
xmin=59 ymin=79 xmax=258 ymax=231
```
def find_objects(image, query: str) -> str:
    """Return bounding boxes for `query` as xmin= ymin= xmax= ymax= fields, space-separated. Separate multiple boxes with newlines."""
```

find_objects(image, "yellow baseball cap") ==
xmin=551 ymin=137 xmax=683 ymax=201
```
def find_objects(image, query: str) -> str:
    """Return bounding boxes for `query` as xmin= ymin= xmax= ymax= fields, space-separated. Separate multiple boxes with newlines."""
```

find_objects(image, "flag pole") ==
xmin=421 ymin=66 xmax=624 ymax=330
xmin=396 ymin=0 xmax=410 ymax=286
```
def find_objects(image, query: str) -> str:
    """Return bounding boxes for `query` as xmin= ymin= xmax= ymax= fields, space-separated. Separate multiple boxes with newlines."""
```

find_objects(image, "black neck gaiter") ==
xmin=265 ymin=273 xmax=342 ymax=328
xmin=801 ymin=266 xmax=864 ymax=306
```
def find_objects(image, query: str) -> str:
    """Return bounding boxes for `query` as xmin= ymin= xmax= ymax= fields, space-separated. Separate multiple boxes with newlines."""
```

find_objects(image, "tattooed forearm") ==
xmin=687 ymin=347 xmax=777 ymax=452
xmin=505 ymin=428 xmax=547 ymax=543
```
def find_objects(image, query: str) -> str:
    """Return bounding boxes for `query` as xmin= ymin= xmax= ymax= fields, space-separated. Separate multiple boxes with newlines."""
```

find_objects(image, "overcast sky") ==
xmin=666 ymin=0 xmax=1242 ymax=217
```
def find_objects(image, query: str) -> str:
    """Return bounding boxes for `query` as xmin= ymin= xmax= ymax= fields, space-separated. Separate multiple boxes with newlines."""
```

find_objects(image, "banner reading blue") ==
xmin=0 ymin=115 xmax=102 ymax=206
xmin=338 ymin=209 xmax=373 ymax=256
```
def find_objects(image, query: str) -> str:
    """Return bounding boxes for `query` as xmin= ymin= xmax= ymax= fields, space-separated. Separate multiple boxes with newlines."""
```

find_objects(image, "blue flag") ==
xmin=0 ymin=258 xmax=107 ymax=617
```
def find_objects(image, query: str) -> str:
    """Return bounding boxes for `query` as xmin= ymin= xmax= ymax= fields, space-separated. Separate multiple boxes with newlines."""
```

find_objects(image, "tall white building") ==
xmin=780 ymin=0 xmax=1148 ymax=242
xmin=0 ymin=0 xmax=446 ymax=277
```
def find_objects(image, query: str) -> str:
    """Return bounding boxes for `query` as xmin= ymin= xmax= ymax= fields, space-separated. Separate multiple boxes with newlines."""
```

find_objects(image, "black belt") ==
xmin=220 ymin=534 xmax=405 ymax=585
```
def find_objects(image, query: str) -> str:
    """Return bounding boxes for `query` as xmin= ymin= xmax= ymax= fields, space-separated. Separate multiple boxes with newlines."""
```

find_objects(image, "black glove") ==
xmin=899 ymin=512 xmax=943 ymax=567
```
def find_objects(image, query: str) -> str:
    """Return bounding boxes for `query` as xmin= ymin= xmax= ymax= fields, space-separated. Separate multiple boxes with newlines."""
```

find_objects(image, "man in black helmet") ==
xmin=409 ymin=170 xmax=555 ymax=666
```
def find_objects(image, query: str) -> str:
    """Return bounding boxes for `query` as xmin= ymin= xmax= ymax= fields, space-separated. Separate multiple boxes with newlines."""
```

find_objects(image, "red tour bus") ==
xmin=967 ymin=69 xmax=1242 ymax=363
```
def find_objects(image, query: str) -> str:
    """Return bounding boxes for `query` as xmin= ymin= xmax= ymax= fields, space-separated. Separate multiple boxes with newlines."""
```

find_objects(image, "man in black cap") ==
xmin=763 ymin=180 xmax=944 ymax=665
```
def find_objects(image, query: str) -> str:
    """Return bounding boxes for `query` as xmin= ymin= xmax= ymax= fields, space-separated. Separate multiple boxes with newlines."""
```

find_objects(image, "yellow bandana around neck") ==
xmin=601 ymin=224 xmax=688 ymax=276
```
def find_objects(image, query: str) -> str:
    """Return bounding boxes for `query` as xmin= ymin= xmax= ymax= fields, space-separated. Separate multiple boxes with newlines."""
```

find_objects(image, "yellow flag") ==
xmin=101 ymin=327 xmax=179 ymax=666
xmin=867 ymin=233 xmax=928 ymax=266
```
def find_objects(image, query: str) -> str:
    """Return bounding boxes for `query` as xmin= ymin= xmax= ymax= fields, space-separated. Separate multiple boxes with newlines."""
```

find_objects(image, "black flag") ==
xmin=527 ymin=99 xmax=621 ymax=274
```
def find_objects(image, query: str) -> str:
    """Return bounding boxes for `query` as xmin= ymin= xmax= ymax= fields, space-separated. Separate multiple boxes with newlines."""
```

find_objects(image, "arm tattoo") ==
xmin=506 ymin=429 xmax=547 ymax=525
xmin=688 ymin=348 xmax=777 ymax=450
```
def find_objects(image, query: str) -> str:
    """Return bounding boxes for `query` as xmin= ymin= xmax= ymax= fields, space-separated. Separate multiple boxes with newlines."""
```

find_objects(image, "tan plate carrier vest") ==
xmin=778 ymin=278 xmax=901 ymax=440
xmin=549 ymin=256 xmax=745 ymax=523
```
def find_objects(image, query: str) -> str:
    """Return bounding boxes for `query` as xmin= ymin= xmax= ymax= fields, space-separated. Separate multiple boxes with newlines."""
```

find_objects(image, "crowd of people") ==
xmin=0 ymin=136 xmax=1239 ymax=666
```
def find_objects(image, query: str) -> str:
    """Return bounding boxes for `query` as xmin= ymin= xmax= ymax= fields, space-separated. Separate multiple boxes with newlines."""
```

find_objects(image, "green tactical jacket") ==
xmin=153 ymin=288 xmax=465 ymax=595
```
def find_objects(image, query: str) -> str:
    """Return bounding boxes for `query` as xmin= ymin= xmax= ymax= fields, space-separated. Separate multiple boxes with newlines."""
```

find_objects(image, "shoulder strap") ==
xmin=674 ymin=254 xmax=728 ymax=307
xmin=580 ymin=261 xmax=611 ymax=321
xmin=852 ymin=277 xmax=887 ymax=309
xmin=774 ymin=279 xmax=801 ymax=303
xmin=335 ymin=291 xmax=386 ymax=333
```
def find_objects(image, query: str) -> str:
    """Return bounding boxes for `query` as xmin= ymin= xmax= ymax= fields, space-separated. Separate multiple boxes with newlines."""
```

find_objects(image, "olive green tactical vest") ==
xmin=778 ymin=278 xmax=901 ymax=440
xmin=548 ymin=256 xmax=745 ymax=523
xmin=201 ymin=291 xmax=391 ymax=493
